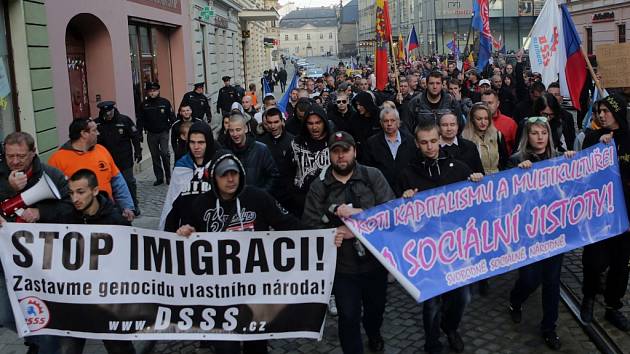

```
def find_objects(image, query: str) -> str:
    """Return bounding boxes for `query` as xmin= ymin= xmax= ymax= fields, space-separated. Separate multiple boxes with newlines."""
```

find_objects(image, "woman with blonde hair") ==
xmin=461 ymin=102 xmax=508 ymax=175
xmin=461 ymin=102 xmax=508 ymax=296
xmin=507 ymin=116 xmax=575 ymax=351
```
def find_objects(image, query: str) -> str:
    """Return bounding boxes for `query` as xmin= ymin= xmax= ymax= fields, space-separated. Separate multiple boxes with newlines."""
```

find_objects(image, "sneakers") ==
xmin=444 ymin=330 xmax=464 ymax=353
xmin=328 ymin=295 xmax=338 ymax=316
xmin=604 ymin=308 xmax=630 ymax=331
xmin=509 ymin=304 xmax=522 ymax=323
xmin=542 ymin=331 xmax=562 ymax=350
xmin=367 ymin=334 xmax=385 ymax=352
xmin=580 ymin=297 xmax=594 ymax=324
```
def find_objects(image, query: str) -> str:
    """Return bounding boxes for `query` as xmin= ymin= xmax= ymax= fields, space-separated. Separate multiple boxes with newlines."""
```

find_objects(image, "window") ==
xmin=329 ymin=32 xmax=333 ymax=39
xmin=307 ymin=34 xmax=311 ymax=40
xmin=294 ymin=34 xmax=298 ymax=40
xmin=586 ymin=27 xmax=593 ymax=54
xmin=619 ymin=24 xmax=626 ymax=43
xmin=320 ymin=46 xmax=324 ymax=53
xmin=329 ymin=45 xmax=333 ymax=53
xmin=285 ymin=34 xmax=289 ymax=41
xmin=320 ymin=33 xmax=323 ymax=39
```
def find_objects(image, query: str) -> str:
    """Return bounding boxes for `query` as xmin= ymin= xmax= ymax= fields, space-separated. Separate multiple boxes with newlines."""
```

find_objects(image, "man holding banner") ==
xmin=176 ymin=153 xmax=302 ymax=353
xmin=302 ymin=131 xmax=395 ymax=354
xmin=58 ymin=169 xmax=136 ymax=354
xmin=399 ymin=121 xmax=483 ymax=354
xmin=580 ymin=94 xmax=630 ymax=332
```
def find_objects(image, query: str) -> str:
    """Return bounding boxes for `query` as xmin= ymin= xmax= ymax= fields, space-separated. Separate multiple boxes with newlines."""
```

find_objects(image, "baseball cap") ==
xmin=479 ymin=79 xmax=491 ymax=86
xmin=329 ymin=131 xmax=355 ymax=150
xmin=214 ymin=158 xmax=240 ymax=177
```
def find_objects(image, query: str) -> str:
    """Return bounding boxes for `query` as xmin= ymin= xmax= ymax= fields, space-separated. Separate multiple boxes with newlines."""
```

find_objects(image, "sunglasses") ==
xmin=527 ymin=116 xmax=548 ymax=124
xmin=336 ymin=100 xmax=348 ymax=104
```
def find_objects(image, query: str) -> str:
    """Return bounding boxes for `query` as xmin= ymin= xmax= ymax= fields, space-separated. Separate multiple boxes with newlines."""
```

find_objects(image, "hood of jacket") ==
xmin=352 ymin=91 xmax=379 ymax=119
xmin=209 ymin=153 xmax=246 ymax=200
xmin=187 ymin=121 xmax=217 ymax=166
xmin=298 ymin=104 xmax=332 ymax=143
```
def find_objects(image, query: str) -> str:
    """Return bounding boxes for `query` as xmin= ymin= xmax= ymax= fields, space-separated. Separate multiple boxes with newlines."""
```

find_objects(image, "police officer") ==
xmin=180 ymin=82 xmax=213 ymax=124
xmin=137 ymin=82 xmax=174 ymax=186
xmin=94 ymin=100 xmax=142 ymax=215
xmin=216 ymin=76 xmax=240 ymax=117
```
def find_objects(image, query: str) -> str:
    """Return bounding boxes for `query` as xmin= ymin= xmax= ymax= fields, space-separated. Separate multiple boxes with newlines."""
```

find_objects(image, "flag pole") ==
xmin=388 ymin=29 xmax=400 ymax=93
xmin=579 ymin=45 xmax=604 ymax=96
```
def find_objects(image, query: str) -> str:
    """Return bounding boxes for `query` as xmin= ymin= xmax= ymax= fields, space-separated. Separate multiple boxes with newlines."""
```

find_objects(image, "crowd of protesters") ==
xmin=1 ymin=46 xmax=630 ymax=354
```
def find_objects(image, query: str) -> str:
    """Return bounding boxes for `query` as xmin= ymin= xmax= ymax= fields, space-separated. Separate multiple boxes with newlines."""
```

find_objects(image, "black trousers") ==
xmin=582 ymin=232 xmax=630 ymax=309
xmin=423 ymin=286 xmax=470 ymax=352
xmin=147 ymin=131 xmax=171 ymax=182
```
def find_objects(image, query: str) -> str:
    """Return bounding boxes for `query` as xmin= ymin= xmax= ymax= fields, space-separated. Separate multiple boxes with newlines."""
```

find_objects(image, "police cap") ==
xmin=96 ymin=101 xmax=116 ymax=111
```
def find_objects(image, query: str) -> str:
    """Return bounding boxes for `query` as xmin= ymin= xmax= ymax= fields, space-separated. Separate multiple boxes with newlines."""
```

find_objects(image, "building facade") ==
xmin=45 ymin=0 xmax=194 ymax=149
xmin=358 ymin=0 xmax=541 ymax=59
xmin=338 ymin=0 xmax=358 ymax=58
xmin=279 ymin=7 xmax=338 ymax=58
xmin=567 ymin=0 xmax=630 ymax=55
xmin=1 ymin=0 xmax=63 ymax=159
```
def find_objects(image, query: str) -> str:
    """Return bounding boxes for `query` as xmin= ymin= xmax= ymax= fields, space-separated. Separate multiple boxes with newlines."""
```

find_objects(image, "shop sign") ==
xmin=200 ymin=6 xmax=214 ymax=22
xmin=215 ymin=15 xmax=228 ymax=29
xmin=128 ymin=0 xmax=181 ymax=14
xmin=592 ymin=12 xmax=615 ymax=23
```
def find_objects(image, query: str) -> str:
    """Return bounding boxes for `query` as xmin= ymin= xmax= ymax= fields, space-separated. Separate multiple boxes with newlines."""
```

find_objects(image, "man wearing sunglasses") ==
xmin=327 ymin=91 xmax=354 ymax=133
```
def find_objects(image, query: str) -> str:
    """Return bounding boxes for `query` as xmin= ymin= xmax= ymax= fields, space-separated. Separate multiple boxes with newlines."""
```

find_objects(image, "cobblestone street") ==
xmin=0 ymin=162 xmax=612 ymax=353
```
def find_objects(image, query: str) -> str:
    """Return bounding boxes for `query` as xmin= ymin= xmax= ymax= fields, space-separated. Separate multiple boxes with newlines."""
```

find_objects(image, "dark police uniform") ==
xmin=94 ymin=101 xmax=142 ymax=212
xmin=216 ymin=76 xmax=241 ymax=115
xmin=180 ymin=83 xmax=213 ymax=123
xmin=137 ymin=82 xmax=175 ymax=185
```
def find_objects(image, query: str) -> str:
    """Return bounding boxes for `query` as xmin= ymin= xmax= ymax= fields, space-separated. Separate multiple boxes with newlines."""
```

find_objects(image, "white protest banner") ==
xmin=0 ymin=224 xmax=336 ymax=341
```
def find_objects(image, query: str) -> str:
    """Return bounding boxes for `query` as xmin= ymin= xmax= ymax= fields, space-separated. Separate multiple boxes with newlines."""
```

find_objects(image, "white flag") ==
xmin=528 ymin=0 xmax=565 ymax=90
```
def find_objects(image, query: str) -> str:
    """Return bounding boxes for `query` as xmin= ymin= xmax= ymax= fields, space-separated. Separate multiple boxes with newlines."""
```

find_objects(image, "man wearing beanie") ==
xmin=580 ymin=93 xmax=630 ymax=332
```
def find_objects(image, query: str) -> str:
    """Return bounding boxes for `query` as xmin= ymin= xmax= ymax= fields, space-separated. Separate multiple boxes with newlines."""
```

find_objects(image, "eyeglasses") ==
xmin=527 ymin=116 xmax=548 ymax=124
xmin=336 ymin=100 xmax=347 ymax=104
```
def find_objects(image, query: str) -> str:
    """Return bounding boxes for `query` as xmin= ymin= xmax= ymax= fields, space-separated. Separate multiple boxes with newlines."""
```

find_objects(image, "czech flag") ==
xmin=559 ymin=4 xmax=587 ymax=111
xmin=407 ymin=25 xmax=419 ymax=53
xmin=375 ymin=0 xmax=392 ymax=91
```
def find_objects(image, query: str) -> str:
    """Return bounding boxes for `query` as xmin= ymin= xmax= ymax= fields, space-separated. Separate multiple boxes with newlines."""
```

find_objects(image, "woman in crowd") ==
xmin=507 ymin=116 xmax=575 ymax=351
xmin=461 ymin=103 xmax=508 ymax=175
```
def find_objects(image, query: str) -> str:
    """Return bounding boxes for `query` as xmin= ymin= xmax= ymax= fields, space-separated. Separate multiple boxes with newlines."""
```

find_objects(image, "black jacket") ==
xmin=170 ymin=117 xmax=202 ymax=161
xmin=180 ymin=91 xmax=212 ymax=123
xmin=441 ymin=138 xmax=485 ymax=174
xmin=181 ymin=154 xmax=301 ymax=232
xmin=0 ymin=156 xmax=71 ymax=222
xmin=95 ymin=109 xmax=142 ymax=170
xmin=349 ymin=92 xmax=382 ymax=162
xmin=62 ymin=192 xmax=129 ymax=226
xmin=407 ymin=90 xmax=462 ymax=131
xmin=498 ymin=86 xmax=517 ymax=119
xmin=257 ymin=130 xmax=295 ymax=205
xmin=326 ymin=105 xmax=354 ymax=134
xmin=398 ymin=150 xmax=472 ymax=195
xmin=302 ymin=163 xmax=395 ymax=274
xmin=363 ymin=131 xmax=417 ymax=195
xmin=226 ymin=135 xmax=280 ymax=195
xmin=137 ymin=96 xmax=175 ymax=134
xmin=217 ymin=85 xmax=241 ymax=113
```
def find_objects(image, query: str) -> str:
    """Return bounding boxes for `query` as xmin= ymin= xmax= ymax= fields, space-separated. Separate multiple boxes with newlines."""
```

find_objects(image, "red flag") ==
xmin=375 ymin=0 xmax=392 ymax=91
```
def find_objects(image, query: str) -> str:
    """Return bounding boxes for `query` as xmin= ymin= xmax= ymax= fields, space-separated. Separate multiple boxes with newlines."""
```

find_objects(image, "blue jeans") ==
xmin=422 ymin=286 xmax=471 ymax=352
xmin=334 ymin=268 xmax=388 ymax=354
xmin=510 ymin=254 xmax=564 ymax=333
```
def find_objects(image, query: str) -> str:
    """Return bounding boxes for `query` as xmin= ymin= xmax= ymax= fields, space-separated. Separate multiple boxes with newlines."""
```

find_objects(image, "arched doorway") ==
xmin=65 ymin=14 xmax=114 ymax=119
xmin=66 ymin=25 xmax=89 ymax=119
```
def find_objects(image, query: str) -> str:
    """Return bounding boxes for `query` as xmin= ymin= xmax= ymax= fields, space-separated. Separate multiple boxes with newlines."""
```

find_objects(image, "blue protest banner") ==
xmin=344 ymin=143 xmax=629 ymax=302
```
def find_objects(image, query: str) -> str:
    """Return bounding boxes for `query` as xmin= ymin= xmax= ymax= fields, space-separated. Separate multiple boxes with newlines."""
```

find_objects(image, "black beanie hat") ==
xmin=597 ymin=93 xmax=628 ymax=132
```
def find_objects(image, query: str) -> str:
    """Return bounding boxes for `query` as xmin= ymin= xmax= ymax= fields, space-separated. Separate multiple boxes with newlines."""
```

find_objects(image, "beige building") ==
xmin=279 ymin=7 xmax=339 ymax=58
xmin=567 ymin=0 xmax=630 ymax=55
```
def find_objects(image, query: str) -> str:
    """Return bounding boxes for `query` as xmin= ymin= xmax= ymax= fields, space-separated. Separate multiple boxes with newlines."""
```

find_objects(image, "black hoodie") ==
xmin=398 ymin=149 xmax=473 ymax=195
xmin=349 ymin=91 xmax=382 ymax=162
xmin=583 ymin=94 xmax=630 ymax=218
xmin=289 ymin=106 xmax=332 ymax=215
xmin=63 ymin=192 xmax=129 ymax=226
xmin=181 ymin=154 xmax=301 ymax=232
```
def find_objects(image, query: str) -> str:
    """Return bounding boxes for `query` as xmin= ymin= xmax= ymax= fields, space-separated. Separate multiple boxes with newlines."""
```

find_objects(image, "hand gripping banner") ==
xmin=0 ymin=226 xmax=336 ymax=340
xmin=344 ymin=143 xmax=629 ymax=302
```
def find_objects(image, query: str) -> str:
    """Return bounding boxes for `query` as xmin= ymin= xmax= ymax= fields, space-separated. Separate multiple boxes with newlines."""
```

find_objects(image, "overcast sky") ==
xmin=278 ymin=0 xmax=348 ymax=7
